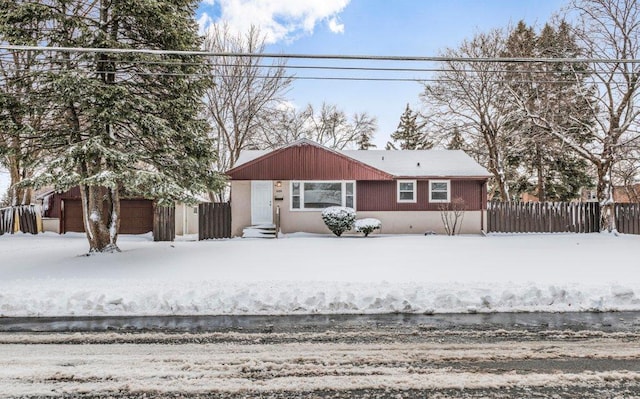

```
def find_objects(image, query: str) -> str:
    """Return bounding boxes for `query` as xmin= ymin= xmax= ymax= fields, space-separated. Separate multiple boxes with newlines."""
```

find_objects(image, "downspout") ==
xmin=481 ymin=180 xmax=487 ymax=234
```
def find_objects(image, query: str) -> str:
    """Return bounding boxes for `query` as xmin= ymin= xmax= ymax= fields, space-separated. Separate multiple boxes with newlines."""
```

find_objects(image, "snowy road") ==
xmin=2 ymin=327 xmax=640 ymax=398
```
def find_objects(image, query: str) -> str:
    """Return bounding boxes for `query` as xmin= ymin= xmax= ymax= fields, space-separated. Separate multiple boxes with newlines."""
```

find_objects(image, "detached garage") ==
xmin=42 ymin=187 xmax=155 ymax=235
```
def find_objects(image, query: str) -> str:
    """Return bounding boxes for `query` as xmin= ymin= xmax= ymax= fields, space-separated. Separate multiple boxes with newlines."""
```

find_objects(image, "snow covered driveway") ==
xmin=0 ymin=232 xmax=639 ymax=316
xmin=1 ymin=329 xmax=640 ymax=398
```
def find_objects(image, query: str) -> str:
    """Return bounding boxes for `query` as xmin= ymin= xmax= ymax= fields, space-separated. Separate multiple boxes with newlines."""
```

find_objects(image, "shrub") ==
xmin=321 ymin=206 xmax=356 ymax=237
xmin=355 ymin=218 xmax=381 ymax=237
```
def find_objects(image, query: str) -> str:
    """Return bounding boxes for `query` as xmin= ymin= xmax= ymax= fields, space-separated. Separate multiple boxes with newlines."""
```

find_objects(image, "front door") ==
xmin=251 ymin=180 xmax=273 ymax=225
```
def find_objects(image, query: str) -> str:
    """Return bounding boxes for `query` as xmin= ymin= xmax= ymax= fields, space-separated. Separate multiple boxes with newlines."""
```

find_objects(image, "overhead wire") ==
xmin=0 ymin=44 xmax=636 ymax=85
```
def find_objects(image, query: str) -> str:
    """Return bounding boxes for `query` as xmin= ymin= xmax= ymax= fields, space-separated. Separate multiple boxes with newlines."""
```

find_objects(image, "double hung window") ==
xmin=397 ymin=180 xmax=417 ymax=203
xmin=429 ymin=180 xmax=451 ymax=203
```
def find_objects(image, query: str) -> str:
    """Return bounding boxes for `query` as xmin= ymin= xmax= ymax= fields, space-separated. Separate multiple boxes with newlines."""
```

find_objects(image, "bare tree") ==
xmin=202 ymin=23 xmax=293 ymax=200
xmin=613 ymin=144 xmax=640 ymax=202
xmin=422 ymin=30 xmax=518 ymax=200
xmin=439 ymin=197 xmax=467 ymax=236
xmin=261 ymin=103 xmax=377 ymax=150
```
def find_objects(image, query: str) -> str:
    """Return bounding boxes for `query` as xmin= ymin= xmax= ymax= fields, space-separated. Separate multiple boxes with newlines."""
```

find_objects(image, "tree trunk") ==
xmin=80 ymin=184 xmax=120 ymax=253
xmin=535 ymin=146 xmax=546 ymax=202
xmin=596 ymin=162 xmax=615 ymax=232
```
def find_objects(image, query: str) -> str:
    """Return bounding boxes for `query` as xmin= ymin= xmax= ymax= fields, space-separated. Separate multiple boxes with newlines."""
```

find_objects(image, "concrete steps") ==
xmin=242 ymin=224 xmax=277 ymax=238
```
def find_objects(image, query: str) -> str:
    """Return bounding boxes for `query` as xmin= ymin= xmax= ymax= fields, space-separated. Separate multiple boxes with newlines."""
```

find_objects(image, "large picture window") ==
xmin=291 ymin=181 xmax=356 ymax=210
xmin=429 ymin=180 xmax=451 ymax=203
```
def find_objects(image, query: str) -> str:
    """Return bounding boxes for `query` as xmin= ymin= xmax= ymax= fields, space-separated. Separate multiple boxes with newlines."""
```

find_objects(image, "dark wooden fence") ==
xmin=0 ymin=207 xmax=15 ymax=235
xmin=487 ymin=201 xmax=600 ymax=233
xmin=0 ymin=206 xmax=39 ymax=235
xmin=153 ymin=205 xmax=175 ymax=242
xmin=199 ymin=202 xmax=231 ymax=240
xmin=615 ymin=203 xmax=640 ymax=235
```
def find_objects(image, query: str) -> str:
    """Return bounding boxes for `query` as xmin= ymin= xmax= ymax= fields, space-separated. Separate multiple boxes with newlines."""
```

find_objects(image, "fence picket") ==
xmin=198 ymin=202 xmax=231 ymax=240
xmin=153 ymin=205 xmax=175 ymax=242
xmin=0 ymin=206 xmax=38 ymax=235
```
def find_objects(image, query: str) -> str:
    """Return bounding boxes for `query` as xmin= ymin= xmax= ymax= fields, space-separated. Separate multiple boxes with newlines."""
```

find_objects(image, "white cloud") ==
xmin=197 ymin=12 xmax=214 ymax=36
xmin=327 ymin=17 xmax=344 ymax=34
xmin=201 ymin=0 xmax=350 ymax=44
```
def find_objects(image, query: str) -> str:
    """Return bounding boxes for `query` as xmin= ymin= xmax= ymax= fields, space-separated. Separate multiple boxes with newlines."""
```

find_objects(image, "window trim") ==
xmin=290 ymin=180 xmax=356 ymax=211
xmin=397 ymin=180 xmax=417 ymax=203
xmin=429 ymin=179 xmax=451 ymax=203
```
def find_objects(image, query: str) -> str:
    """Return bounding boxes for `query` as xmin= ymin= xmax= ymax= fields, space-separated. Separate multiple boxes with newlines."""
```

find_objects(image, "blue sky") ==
xmin=197 ymin=0 xmax=566 ymax=148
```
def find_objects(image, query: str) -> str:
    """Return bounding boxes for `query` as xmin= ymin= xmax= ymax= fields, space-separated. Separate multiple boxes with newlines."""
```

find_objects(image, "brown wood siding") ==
xmin=357 ymin=179 xmax=485 ymax=211
xmin=62 ymin=199 xmax=85 ymax=232
xmin=62 ymin=199 xmax=154 ymax=234
xmin=228 ymin=144 xmax=393 ymax=181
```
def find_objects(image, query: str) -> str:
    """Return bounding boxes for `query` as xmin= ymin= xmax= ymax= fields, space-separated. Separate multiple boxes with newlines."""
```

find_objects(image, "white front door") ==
xmin=251 ymin=180 xmax=273 ymax=225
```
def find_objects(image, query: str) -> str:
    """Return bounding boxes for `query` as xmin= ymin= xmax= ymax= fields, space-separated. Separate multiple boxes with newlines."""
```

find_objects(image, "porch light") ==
xmin=276 ymin=181 xmax=282 ymax=187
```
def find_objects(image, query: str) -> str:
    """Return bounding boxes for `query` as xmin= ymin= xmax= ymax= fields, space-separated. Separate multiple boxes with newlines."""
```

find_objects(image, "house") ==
xmin=226 ymin=139 xmax=492 ymax=236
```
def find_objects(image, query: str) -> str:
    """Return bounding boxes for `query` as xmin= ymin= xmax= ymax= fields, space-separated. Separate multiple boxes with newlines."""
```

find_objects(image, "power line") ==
xmin=2 ymin=44 xmax=640 ymax=64
xmin=0 ymin=57 xmax=601 ymax=76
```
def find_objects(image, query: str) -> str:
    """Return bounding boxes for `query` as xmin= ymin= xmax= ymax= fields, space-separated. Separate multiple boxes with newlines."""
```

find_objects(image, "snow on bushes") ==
xmin=321 ymin=206 xmax=356 ymax=237
xmin=355 ymin=218 xmax=382 ymax=237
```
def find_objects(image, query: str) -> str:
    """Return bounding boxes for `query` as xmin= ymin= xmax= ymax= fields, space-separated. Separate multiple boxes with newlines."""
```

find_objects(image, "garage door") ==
xmin=62 ymin=199 xmax=85 ymax=233
xmin=63 ymin=199 xmax=154 ymax=234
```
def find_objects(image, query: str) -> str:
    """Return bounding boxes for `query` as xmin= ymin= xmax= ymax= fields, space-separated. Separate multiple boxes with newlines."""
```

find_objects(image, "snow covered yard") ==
xmin=0 ymin=232 xmax=639 ymax=317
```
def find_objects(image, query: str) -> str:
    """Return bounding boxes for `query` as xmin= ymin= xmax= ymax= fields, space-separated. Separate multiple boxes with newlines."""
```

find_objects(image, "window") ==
xmin=397 ymin=180 xmax=417 ymax=203
xmin=291 ymin=181 xmax=356 ymax=211
xmin=345 ymin=182 xmax=354 ymax=208
xmin=429 ymin=180 xmax=450 ymax=203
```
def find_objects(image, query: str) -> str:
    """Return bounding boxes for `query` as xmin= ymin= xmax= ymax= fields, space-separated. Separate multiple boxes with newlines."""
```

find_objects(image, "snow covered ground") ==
xmin=0 ymin=232 xmax=639 ymax=317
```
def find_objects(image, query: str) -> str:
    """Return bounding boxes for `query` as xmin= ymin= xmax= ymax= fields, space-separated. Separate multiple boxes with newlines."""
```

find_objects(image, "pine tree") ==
xmin=503 ymin=20 xmax=594 ymax=201
xmin=447 ymin=127 xmax=466 ymax=150
xmin=389 ymin=104 xmax=432 ymax=150
xmin=0 ymin=0 xmax=224 ymax=252
xmin=356 ymin=128 xmax=376 ymax=150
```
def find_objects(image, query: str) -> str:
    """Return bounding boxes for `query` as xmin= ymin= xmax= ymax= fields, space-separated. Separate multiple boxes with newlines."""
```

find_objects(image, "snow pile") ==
xmin=0 ymin=232 xmax=639 ymax=317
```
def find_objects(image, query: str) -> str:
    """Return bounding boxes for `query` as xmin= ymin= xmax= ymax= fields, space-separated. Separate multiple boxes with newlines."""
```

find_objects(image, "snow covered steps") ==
xmin=242 ymin=224 xmax=277 ymax=238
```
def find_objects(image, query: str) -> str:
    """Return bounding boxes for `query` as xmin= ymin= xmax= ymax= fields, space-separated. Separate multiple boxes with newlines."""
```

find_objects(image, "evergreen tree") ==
xmin=503 ymin=20 xmax=594 ymax=201
xmin=446 ymin=127 xmax=466 ymax=150
xmin=356 ymin=128 xmax=376 ymax=150
xmin=0 ymin=0 xmax=224 ymax=252
xmin=389 ymin=104 xmax=432 ymax=150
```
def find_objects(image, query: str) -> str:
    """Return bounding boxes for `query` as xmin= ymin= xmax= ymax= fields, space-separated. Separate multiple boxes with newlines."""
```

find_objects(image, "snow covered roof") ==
xmin=342 ymin=149 xmax=492 ymax=178
xmin=234 ymin=150 xmax=270 ymax=168
xmin=231 ymin=139 xmax=491 ymax=179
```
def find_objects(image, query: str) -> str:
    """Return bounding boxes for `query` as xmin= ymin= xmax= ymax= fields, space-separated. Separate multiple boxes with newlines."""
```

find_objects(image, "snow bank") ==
xmin=0 ymin=232 xmax=639 ymax=317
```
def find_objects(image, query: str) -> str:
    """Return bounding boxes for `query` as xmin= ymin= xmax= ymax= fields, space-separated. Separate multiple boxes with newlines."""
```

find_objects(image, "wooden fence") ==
xmin=487 ymin=201 xmax=600 ymax=233
xmin=153 ymin=205 xmax=175 ymax=242
xmin=0 ymin=207 xmax=14 ymax=235
xmin=615 ymin=203 xmax=640 ymax=235
xmin=0 ymin=206 xmax=39 ymax=235
xmin=199 ymin=202 xmax=231 ymax=240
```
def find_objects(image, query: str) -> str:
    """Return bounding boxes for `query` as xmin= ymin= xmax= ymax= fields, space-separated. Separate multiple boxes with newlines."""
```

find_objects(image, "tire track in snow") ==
xmin=1 ymin=329 xmax=640 ymax=398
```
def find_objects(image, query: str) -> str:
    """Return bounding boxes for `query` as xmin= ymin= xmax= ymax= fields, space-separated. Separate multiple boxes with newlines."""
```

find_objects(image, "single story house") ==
xmin=226 ymin=139 xmax=492 ymax=236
